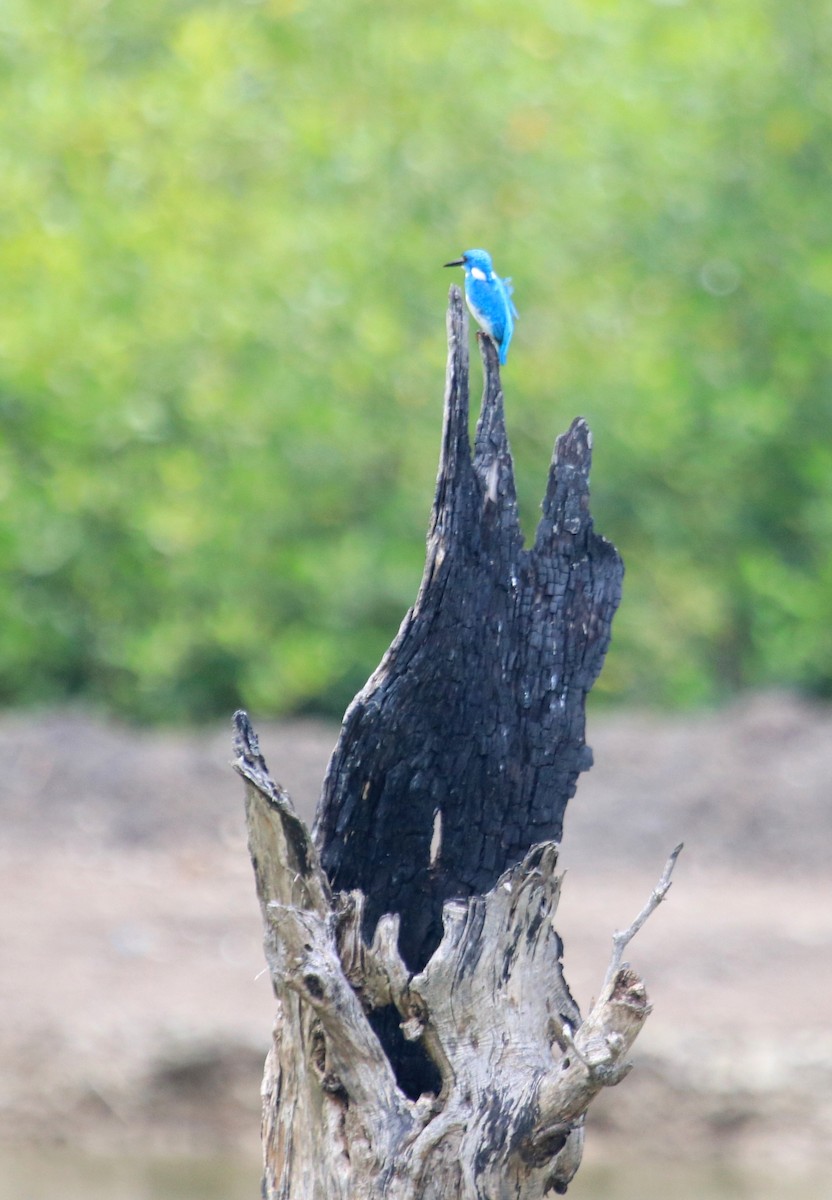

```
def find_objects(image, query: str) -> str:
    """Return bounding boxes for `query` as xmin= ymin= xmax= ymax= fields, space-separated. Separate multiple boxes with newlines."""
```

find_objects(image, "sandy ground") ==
xmin=1 ymin=692 xmax=830 ymax=1172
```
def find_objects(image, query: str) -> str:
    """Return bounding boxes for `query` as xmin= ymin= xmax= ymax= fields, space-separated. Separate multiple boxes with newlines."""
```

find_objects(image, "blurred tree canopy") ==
xmin=1 ymin=0 xmax=831 ymax=721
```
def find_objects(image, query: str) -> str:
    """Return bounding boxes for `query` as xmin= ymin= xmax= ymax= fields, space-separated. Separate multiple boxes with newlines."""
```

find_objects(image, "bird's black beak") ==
xmin=443 ymin=257 xmax=465 ymax=268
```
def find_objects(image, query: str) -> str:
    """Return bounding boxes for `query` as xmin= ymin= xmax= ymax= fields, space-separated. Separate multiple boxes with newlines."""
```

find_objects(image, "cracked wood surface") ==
xmin=313 ymin=287 xmax=624 ymax=973
xmin=237 ymin=715 xmax=663 ymax=1199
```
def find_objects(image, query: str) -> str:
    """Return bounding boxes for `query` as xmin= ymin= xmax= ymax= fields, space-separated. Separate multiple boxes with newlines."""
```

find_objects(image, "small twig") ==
xmin=560 ymin=1019 xmax=630 ymax=1084
xmin=554 ymin=1018 xmax=592 ymax=1071
xmin=602 ymin=843 xmax=683 ymax=995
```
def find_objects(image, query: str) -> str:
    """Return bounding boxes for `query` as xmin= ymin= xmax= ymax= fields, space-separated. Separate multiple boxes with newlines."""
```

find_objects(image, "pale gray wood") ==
xmin=235 ymin=712 xmax=680 ymax=1199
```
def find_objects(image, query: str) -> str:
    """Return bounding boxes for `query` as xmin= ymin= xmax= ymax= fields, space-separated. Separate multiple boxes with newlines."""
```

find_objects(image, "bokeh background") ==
xmin=3 ymin=0 xmax=831 ymax=722
xmin=3 ymin=3 xmax=832 ymax=1198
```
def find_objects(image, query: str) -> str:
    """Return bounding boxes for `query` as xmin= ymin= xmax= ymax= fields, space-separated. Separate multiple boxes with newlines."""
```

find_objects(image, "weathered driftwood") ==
xmin=235 ymin=712 xmax=680 ymax=1198
xmin=235 ymin=289 xmax=679 ymax=1197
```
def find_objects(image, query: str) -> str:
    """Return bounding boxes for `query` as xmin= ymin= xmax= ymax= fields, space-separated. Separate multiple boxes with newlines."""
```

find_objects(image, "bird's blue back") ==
xmin=455 ymin=248 xmax=518 ymax=365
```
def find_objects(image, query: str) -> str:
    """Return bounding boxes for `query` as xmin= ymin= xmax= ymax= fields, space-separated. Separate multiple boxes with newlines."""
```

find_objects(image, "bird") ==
xmin=444 ymin=248 xmax=518 ymax=365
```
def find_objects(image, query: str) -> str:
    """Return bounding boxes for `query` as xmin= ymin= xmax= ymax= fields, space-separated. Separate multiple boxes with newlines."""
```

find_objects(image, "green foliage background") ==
xmin=2 ymin=0 xmax=831 ymax=721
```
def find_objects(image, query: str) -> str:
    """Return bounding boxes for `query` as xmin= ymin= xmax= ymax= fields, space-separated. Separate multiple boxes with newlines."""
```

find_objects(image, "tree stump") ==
xmin=234 ymin=287 xmax=679 ymax=1198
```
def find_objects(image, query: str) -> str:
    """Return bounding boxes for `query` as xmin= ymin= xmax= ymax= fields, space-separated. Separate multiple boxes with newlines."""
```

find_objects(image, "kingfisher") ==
xmin=443 ymin=248 xmax=518 ymax=364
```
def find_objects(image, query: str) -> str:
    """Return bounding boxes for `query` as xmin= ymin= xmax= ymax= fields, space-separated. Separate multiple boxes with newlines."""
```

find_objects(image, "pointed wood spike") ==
xmin=429 ymin=287 xmax=476 ymax=542
xmin=535 ymin=417 xmax=594 ymax=552
xmin=232 ymin=708 xmax=288 ymax=806
xmin=472 ymin=331 xmax=521 ymax=539
xmin=236 ymin=710 xmax=332 ymax=919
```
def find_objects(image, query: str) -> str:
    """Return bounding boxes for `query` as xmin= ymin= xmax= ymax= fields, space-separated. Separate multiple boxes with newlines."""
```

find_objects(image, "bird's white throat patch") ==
xmin=469 ymin=266 xmax=488 ymax=281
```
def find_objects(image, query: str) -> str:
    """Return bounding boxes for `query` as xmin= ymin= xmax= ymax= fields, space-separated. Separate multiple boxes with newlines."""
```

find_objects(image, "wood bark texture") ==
xmin=235 ymin=712 xmax=658 ymax=1200
xmin=234 ymin=290 xmax=666 ymax=1198
xmin=314 ymin=288 xmax=623 ymax=974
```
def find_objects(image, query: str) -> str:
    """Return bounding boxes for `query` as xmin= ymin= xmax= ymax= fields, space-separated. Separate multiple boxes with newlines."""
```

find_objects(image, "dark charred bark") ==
xmin=313 ymin=287 xmax=624 ymax=976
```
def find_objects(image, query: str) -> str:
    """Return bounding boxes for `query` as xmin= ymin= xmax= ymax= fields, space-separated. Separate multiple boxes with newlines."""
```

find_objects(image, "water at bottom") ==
xmin=0 ymin=1148 xmax=828 ymax=1200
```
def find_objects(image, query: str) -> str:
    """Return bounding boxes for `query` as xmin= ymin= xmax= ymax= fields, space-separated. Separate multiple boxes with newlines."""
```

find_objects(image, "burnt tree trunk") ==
xmin=314 ymin=288 xmax=622 ymax=976
xmin=235 ymin=287 xmax=677 ymax=1199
